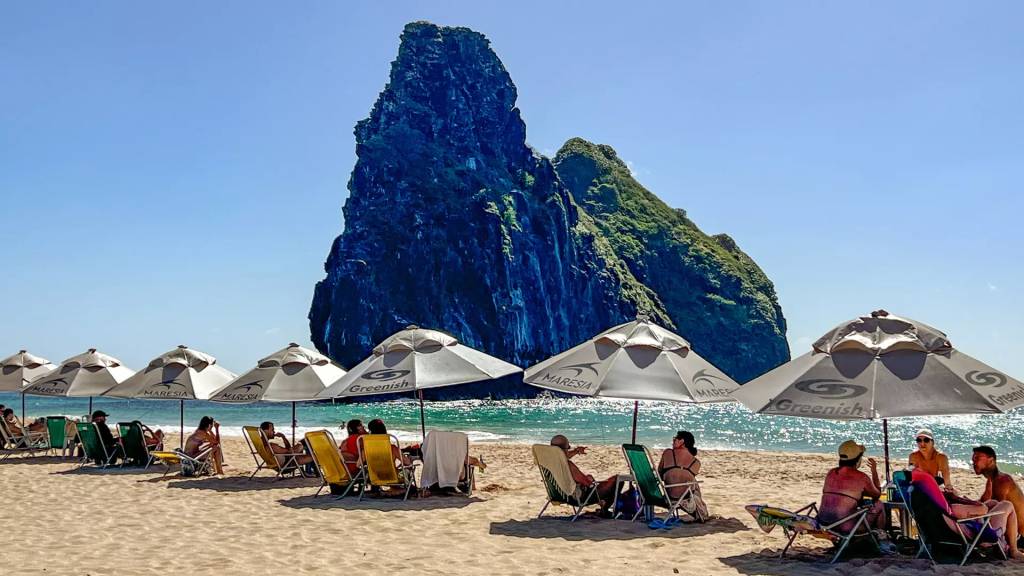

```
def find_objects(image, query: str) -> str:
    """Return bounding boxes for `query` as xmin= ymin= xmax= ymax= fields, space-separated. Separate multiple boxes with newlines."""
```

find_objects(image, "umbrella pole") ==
xmin=292 ymin=402 xmax=297 ymax=446
xmin=418 ymin=390 xmax=426 ymax=441
xmin=883 ymin=418 xmax=891 ymax=482
xmin=180 ymin=399 xmax=185 ymax=450
xmin=88 ymin=396 xmax=93 ymax=414
xmin=631 ymin=400 xmax=639 ymax=444
xmin=21 ymin=392 xmax=26 ymax=427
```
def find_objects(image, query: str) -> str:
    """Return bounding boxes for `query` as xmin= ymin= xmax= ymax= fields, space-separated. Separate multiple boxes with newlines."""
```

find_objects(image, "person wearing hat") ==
xmin=90 ymin=410 xmax=123 ymax=464
xmin=818 ymin=439 xmax=886 ymax=532
xmin=908 ymin=428 xmax=952 ymax=490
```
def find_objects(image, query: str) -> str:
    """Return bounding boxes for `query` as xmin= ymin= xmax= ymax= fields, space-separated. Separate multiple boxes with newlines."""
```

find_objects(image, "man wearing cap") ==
xmin=90 ymin=410 xmax=122 ymax=464
xmin=973 ymin=445 xmax=1024 ymax=550
xmin=908 ymin=428 xmax=952 ymax=490
xmin=819 ymin=439 xmax=886 ymax=532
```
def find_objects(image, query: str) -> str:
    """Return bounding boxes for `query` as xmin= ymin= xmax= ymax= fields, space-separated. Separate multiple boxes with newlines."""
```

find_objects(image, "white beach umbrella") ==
xmin=23 ymin=348 xmax=135 ymax=413
xmin=0 ymin=350 xmax=57 ymax=423
xmin=523 ymin=318 xmax=739 ymax=442
xmin=317 ymin=325 xmax=522 ymax=437
xmin=732 ymin=310 xmax=1024 ymax=477
xmin=104 ymin=345 xmax=236 ymax=448
xmin=208 ymin=343 xmax=344 ymax=443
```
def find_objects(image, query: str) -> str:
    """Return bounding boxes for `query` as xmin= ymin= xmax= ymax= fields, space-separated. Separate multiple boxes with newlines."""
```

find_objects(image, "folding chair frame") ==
xmin=243 ymin=426 xmax=305 ymax=480
xmin=117 ymin=422 xmax=156 ymax=470
xmin=0 ymin=417 xmax=48 ymax=460
xmin=306 ymin=430 xmax=363 ymax=499
xmin=357 ymin=434 xmax=418 ymax=502
xmin=777 ymin=502 xmax=879 ymax=564
xmin=621 ymin=444 xmax=704 ymax=523
xmin=75 ymin=422 xmax=119 ymax=470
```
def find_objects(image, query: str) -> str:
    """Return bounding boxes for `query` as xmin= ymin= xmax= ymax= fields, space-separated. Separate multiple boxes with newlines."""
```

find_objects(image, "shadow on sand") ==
xmin=489 ymin=515 xmax=748 ymax=542
xmin=165 ymin=474 xmax=318 ymax=492
xmin=279 ymin=492 xmax=483 ymax=512
xmin=1 ymin=454 xmax=76 ymax=466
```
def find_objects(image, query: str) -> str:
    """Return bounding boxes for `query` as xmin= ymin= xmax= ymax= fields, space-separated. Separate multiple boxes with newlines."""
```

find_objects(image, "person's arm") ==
xmin=690 ymin=458 xmax=702 ymax=476
xmin=567 ymin=461 xmax=593 ymax=486
xmin=657 ymin=450 xmax=668 ymax=474
xmin=908 ymin=452 xmax=918 ymax=468
xmin=864 ymin=460 xmax=882 ymax=499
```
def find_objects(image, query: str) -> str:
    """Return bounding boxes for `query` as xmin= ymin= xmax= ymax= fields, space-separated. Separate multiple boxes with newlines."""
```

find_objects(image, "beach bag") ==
xmin=681 ymin=485 xmax=709 ymax=522
xmin=616 ymin=487 xmax=641 ymax=519
xmin=181 ymin=457 xmax=200 ymax=477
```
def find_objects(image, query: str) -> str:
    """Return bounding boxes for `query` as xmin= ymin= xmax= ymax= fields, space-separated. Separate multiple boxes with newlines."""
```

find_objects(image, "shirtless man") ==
xmin=550 ymin=435 xmax=621 ymax=515
xmin=973 ymin=445 xmax=1024 ymax=546
xmin=818 ymin=440 xmax=885 ymax=532
xmin=260 ymin=421 xmax=312 ymax=467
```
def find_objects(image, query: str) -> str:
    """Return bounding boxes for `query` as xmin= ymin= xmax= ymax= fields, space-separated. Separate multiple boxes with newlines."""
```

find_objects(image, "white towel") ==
xmin=531 ymin=444 xmax=578 ymax=498
xmin=420 ymin=431 xmax=468 ymax=489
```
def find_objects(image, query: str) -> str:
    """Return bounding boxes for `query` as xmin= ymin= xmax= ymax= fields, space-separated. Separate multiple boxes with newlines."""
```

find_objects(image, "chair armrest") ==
xmin=663 ymin=481 xmax=702 ymax=488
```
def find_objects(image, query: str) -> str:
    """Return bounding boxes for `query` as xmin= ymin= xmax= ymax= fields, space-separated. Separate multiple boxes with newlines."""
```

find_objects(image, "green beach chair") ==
xmin=531 ymin=444 xmax=601 ymax=521
xmin=118 ymin=421 xmax=155 ymax=469
xmin=76 ymin=422 xmax=118 ymax=470
xmin=45 ymin=416 xmax=70 ymax=457
xmin=622 ymin=443 xmax=705 ymax=523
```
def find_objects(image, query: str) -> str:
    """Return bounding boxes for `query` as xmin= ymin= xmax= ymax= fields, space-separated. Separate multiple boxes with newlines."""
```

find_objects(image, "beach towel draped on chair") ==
xmin=745 ymin=503 xmax=879 ymax=563
xmin=531 ymin=444 xmax=601 ymax=522
xmin=420 ymin=430 xmax=473 ymax=494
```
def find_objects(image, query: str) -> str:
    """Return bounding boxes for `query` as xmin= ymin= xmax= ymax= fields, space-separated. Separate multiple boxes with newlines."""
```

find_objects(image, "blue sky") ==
xmin=2 ymin=2 xmax=1022 ymax=378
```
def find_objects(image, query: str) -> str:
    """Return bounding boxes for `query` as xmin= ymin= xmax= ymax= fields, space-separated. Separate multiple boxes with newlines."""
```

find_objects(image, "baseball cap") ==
xmin=91 ymin=410 xmax=109 ymax=419
xmin=838 ymin=439 xmax=865 ymax=460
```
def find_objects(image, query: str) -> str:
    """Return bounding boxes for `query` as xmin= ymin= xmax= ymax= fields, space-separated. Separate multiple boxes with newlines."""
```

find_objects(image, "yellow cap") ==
xmin=838 ymin=440 xmax=865 ymax=460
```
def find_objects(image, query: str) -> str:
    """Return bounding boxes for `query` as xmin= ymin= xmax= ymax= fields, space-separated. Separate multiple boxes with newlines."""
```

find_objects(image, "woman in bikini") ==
xmin=819 ymin=439 xmax=885 ymax=532
xmin=908 ymin=428 xmax=952 ymax=490
xmin=184 ymin=416 xmax=224 ymax=475
xmin=658 ymin=430 xmax=701 ymax=500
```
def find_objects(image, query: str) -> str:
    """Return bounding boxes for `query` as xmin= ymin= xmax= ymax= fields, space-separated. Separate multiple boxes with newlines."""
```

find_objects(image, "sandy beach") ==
xmin=2 ymin=434 xmax=1019 ymax=576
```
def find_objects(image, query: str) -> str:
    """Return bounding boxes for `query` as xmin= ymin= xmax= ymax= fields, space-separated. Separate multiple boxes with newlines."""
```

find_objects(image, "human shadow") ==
xmin=0 ymin=454 xmax=74 ymax=466
xmin=489 ymin=515 xmax=748 ymax=542
xmin=279 ymin=492 xmax=483 ymax=512
xmin=166 ymin=474 xmax=317 ymax=493
xmin=52 ymin=464 xmax=160 ymax=476
xmin=718 ymin=545 xmax=915 ymax=575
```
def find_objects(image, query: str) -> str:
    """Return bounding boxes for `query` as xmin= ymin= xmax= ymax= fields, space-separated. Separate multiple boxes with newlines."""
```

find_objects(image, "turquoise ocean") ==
xmin=3 ymin=392 xmax=1021 ymax=469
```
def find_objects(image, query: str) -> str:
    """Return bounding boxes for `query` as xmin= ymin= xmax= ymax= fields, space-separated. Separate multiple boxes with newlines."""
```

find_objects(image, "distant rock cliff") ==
xmin=310 ymin=22 xmax=789 ymax=397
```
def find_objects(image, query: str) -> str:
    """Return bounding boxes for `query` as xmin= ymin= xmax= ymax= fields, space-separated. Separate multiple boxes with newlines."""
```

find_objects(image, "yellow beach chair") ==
xmin=357 ymin=433 xmax=417 ymax=501
xmin=150 ymin=448 xmax=213 ymax=477
xmin=305 ymin=430 xmax=362 ymax=498
xmin=243 ymin=425 xmax=304 ymax=480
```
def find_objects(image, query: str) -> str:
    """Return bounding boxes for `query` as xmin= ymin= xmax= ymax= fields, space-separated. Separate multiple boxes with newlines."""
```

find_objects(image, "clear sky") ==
xmin=2 ymin=2 xmax=1022 ymax=378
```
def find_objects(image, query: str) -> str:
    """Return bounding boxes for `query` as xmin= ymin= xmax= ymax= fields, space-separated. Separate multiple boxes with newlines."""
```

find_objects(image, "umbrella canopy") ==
xmin=105 ymin=345 xmax=236 ymax=400
xmin=0 ymin=350 xmax=56 ymax=392
xmin=317 ymin=326 xmax=521 ymax=399
xmin=523 ymin=319 xmax=738 ymax=403
xmin=23 ymin=348 xmax=135 ymax=397
xmin=732 ymin=310 xmax=1024 ymax=419
xmin=209 ymin=343 xmax=343 ymax=403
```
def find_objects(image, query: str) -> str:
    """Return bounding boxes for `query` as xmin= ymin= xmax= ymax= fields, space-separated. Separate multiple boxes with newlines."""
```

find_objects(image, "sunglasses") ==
xmin=915 ymin=437 xmax=932 ymax=443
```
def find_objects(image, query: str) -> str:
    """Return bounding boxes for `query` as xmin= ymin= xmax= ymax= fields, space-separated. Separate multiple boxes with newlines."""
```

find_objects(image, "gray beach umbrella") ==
xmin=523 ymin=319 xmax=739 ymax=443
xmin=23 ymin=348 xmax=135 ymax=413
xmin=732 ymin=310 xmax=1024 ymax=477
xmin=104 ymin=345 xmax=237 ymax=448
xmin=208 ymin=343 xmax=344 ymax=443
xmin=317 ymin=326 xmax=522 ymax=438
xmin=0 ymin=350 xmax=57 ymax=423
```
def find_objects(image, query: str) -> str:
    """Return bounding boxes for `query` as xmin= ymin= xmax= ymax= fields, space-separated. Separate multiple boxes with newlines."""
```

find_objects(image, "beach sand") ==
xmin=1 ymin=435 xmax=1017 ymax=576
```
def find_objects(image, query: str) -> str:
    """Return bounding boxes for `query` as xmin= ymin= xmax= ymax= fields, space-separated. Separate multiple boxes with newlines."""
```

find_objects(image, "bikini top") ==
xmin=660 ymin=449 xmax=699 ymax=476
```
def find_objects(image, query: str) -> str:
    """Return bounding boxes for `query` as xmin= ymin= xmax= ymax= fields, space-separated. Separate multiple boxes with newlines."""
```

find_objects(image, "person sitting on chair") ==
xmin=367 ymin=419 xmax=412 ymax=467
xmin=260 ymin=421 xmax=312 ymax=466
xmin=550 ymin=434 xmax=621 ymax=516
xmin=973 ymin=445 xmax=1024 ymax=555
xmin=908 ymin=428 xmax=952 ymax=490
xmin=138 ymin=422 xmax=164 ymax=451
xmin=339 ymin=419 xmax=366 ymax=474
xmin=659 ymin=430 xmax=701 ymax=500
xmin=818 ymin=440 xmax=885 ymax=532
xmin=90 ymin=410 xmax=123 ymax=464
xmin=184 ymin=416 xmax=224 ymax=475
xmin=4 ymin=408 xmax=47 ymax=435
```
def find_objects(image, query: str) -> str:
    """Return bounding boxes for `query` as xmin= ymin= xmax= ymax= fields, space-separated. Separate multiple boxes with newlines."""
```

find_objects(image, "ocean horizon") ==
xmin=5 ymin=392 xmax=1021 ymax=470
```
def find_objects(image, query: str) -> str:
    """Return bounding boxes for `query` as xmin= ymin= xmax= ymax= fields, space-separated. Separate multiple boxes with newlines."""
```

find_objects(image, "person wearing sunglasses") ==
xmin=908 ymin=428 xmax=952 ymax=491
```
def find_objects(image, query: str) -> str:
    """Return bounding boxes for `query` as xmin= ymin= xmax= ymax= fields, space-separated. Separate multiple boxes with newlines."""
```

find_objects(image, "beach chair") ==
xmin=531 ymin=444 xmax=601 ymax=521
xmin=117 ymin=421 xmax=156 ymax=469
xmin=745 ymin=503 xmax=880 ymax=563
xmin=45 ymin=416 xmax=74 ymax=458
xmin=150 ymin=448 xmax=215 ymax=478
xmin=0 ymin=416 xmax=48 ymax=460
xmin=305 ymin=430 xmax=362 ymax=498
xmin=622 ymin=443 xmax=704 ymax=522
xmin=75 ymin=422 xmax=118 ymax=469
xmin=892 ymin=470 xmax=1008 ymax=565
xmin=420 ymin=430 xmax=475 ymax=496
xmin=357 ymin=433 xmax=417 ymax=501
xmin=243 ymin=425 xmax=304 ymax=480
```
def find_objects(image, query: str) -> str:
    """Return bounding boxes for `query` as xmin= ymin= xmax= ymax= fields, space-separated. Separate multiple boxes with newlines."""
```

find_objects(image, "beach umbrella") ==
xmin=0 ymin=350 xmax=57 ymax=424
xmin=732 ymin=310 xmax=1024 ymax=479
xmin=317 ymin=325 xmax=522 ymax=438
xmin=208 ymin=343 xmax=343 ymax=444
xmin=23 ymin=348 xmax=135 ymax=413
xmin=523 ymin=318 xmax=739 ymax=443
xmin=103 ymin=345 xmax=236 ymax=449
